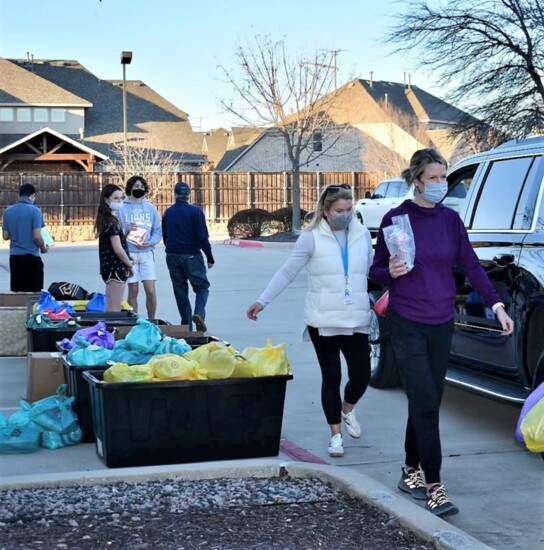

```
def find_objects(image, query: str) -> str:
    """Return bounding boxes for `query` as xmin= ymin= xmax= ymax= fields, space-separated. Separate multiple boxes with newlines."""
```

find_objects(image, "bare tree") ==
xmin=100 ymin=142 xmax=182 ymax=202
xmin=363 ymin=100 xmax=432 ymax=177
xmin=388 ymin=0 xmax=544 ymax=139
xmin=219 ymin=35 xmax=351 ymax=231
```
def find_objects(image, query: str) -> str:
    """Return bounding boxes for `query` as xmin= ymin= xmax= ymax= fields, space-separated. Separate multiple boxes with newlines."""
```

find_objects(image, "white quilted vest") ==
xmin=304 ymin=218 xmax=371 ymax=329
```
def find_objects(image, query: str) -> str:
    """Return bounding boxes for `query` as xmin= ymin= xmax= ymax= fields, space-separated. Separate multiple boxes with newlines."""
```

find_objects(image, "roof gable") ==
xmin=0 ymin=58 xmax=91 ymax=107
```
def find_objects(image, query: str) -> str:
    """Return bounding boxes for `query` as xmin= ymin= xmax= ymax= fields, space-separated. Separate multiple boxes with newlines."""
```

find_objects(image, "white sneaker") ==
xmin=341 ymin=410 xmax=361 ymax=438
xmin=328 ymin=434 xmax=344 ymax=457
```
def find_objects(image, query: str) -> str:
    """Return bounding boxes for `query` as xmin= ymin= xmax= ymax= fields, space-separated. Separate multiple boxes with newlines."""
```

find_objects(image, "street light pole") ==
xmin=120 ymin=51 xmax=133 ymax=148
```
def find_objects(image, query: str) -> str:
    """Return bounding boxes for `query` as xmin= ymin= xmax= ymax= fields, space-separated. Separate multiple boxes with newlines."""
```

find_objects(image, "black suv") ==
xmin=369 ymin=137 xmax=544 ymax=405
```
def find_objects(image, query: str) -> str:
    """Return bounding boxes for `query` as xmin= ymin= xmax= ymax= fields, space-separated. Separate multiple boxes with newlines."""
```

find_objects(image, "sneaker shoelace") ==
xmin=405 ymin=469 xmax=425 ymax=489
xmin=429 ymin=485 xmax=450 ymax=506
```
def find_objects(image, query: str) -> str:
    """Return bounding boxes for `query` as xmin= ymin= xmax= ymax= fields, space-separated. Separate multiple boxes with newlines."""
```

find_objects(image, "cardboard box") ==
xmin=0 ymin=293 xmax=40 ymax=307
xmin=27 ymin=352 xmax=65 ymax=402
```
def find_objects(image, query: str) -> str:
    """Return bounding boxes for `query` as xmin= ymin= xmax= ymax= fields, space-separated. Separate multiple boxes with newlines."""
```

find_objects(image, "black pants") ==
xmin=9 ymin=254 xmax=44 ymax=292
xmin=386 ymin=307 xmax=453 ymax=484
xmin=308 ymin=326 xmax=370 ymax=425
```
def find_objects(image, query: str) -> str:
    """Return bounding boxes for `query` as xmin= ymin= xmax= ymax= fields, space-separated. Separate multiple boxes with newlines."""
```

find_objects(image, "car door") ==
xmin=451 ymin=155 xmax=544 ymax=379
xmin=361 ymin=179 xmax=409 ymax=229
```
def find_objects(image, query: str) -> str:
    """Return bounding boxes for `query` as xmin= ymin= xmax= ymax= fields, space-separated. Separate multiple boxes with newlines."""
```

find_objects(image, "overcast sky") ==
xmin=0 ymin=0 xmax=439 ymax=131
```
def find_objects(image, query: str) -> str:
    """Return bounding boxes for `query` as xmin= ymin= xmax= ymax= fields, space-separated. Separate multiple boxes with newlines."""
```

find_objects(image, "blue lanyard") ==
xmin=333 ymin=230 xmax=349 ymax=282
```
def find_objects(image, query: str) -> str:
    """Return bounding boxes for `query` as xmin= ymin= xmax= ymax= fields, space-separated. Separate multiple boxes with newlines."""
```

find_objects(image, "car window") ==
xmin=387 ymin=180 xmax=409 ymax=197
xmin=372 ymin=182 xmax=389 ymax=198
xmin=512 ymin=156 xmax=543 ymax=230
xmin=471 ymin=157 xmax=534 ymax=230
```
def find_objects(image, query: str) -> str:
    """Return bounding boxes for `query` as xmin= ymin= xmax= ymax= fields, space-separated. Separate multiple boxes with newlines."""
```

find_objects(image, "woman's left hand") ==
xmin=496 ymin=307 xmax=514 ymax=336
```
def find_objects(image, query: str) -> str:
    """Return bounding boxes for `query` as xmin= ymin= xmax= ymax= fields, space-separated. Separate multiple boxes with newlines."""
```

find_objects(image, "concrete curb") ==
xmin=222 ymin=239 xmax=295 ymax=249
xmin=0 ymin=459 xmax=491 ymax=550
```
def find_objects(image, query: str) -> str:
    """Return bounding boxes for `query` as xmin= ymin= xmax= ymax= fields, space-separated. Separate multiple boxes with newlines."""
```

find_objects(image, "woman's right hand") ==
xmin=389 ymin=255 xmax=408 ymax=279
xmin=246 ymin=302 xmax=264 ymax=321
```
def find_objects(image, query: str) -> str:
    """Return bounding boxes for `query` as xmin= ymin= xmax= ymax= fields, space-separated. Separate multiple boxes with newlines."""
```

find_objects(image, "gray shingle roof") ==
xmin=3 ymin=58 xmax=205 ymax=163
xmin=0 ymin=58 xmax=91 ymax=106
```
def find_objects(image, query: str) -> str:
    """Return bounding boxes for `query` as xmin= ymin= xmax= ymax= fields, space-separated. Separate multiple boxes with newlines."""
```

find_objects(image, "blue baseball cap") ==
xmin=175 ymin=182 xmax=190 ymax=197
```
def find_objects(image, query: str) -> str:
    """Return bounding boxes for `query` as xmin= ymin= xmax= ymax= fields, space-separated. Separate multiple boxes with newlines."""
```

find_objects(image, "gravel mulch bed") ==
xmin=0 ymin=476 xmax=434 ymax=549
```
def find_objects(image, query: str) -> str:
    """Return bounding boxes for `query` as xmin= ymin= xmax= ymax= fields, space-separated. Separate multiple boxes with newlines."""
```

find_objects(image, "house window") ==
xmin=0 ymin=108 xmax=14 ymax=122
xmin=51 ymin=108 xmax=66 ymax=122
xmin=34 ymin=108 xmax=48 ymax=122
xmin=16 ymin=108 xmax=31 ymax=122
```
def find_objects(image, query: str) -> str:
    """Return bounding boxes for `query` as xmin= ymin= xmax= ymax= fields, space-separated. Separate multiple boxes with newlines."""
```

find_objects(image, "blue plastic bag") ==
xmin=36 ymin=290 xmax=76 ymax=315
xmin=110 ymin=342 xmax=153 ymax=365
xmin=124 ymin=318 xmax=162 ymax=353
xmin=40 ymin=426 xmax=83 ymax=449
xmin=86 ymin=293 xmax=106 ymax=312
xmin=516 ymin=381 xmax=544 ymax=442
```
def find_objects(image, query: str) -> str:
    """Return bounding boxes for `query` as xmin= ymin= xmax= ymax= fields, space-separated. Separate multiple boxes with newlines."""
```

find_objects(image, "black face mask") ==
xmin=132 ymin=189 xmax=146 ymax=199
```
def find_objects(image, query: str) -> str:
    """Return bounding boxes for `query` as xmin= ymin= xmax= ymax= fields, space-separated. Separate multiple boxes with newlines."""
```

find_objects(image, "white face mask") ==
xmin=109 ymin=201 xmax=123 ymax=212
xmin=419 ymin=182 xmax=448 ymax=204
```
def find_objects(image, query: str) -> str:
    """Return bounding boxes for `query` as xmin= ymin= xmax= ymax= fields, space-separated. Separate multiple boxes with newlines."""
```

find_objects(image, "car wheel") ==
xmin=368 ymin=309 xmax=401 ymax=388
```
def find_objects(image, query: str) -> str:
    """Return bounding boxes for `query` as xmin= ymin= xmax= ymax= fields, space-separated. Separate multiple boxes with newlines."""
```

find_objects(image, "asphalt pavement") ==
xmin=0 ymin=238 xmax=542 ymax=549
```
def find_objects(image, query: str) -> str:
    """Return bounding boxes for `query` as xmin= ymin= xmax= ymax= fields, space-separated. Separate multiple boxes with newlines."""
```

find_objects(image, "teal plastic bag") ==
xmin=124 ymin=318 xmax=162 ymax=353
xmin=67 ymin=340 xmax=114 ymax=367
xmin=154 ymin=336 xmax=192 ymax=356
xmin=110 ymin=343 xmax=153 ymax=365
xmin=22 ymin=385 xmax=80 ymax=435
xmin=40 ymin=426 xmax=83 ymax=449
xmin=0 ymin=412 xmax=40 ymax=454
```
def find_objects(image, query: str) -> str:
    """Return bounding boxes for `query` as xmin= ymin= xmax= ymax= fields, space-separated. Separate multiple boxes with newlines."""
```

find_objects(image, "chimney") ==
xmin=408 ymin=73 xmax=411 ymax=91
xmin=369 ymin=71 xmax=373 ymax=88
xmin=404 ymin=72 xmax=406 ymax=87
xmin=385 ymin=93 xmax=388 ymax=108
xmin=79 ymin=128 xmax=84 ymax=140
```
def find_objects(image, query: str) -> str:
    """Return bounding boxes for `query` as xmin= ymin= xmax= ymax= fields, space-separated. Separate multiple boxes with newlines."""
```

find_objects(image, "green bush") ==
xmin=271 ymin=207 xmax=308 ymax=232
xmin=227 ymin=208 xmax=273 ymax=238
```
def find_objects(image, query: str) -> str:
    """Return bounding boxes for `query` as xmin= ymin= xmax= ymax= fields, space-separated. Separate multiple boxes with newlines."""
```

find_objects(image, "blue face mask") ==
xmin=330 ymin=212 xmax=352 ymax=230
xmin=420 ymin=182 xmax=448 ymax=204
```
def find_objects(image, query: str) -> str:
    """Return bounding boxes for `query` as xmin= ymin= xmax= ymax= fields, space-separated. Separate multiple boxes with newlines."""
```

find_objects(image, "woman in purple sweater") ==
xmin=369 ymin=148 xmax=514 ymax=517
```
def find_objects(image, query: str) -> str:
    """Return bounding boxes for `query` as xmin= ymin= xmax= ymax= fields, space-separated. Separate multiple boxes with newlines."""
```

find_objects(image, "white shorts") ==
xmin=127 ymin=251 xmax=157 ymax=283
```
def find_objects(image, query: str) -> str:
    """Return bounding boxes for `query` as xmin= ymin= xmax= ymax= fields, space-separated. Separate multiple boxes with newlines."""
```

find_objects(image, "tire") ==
xmin=368 ymin=309 xmax=401 ymax=388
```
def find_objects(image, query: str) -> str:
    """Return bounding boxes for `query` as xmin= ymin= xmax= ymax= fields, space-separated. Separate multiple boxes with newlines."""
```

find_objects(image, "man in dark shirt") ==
xmin=162 ymin=182 xmax=215 ymax=331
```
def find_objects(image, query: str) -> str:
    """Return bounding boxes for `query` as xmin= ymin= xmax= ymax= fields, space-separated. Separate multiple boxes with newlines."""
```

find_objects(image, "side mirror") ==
xmin=365 ymin=191 xmax=371 ymax=199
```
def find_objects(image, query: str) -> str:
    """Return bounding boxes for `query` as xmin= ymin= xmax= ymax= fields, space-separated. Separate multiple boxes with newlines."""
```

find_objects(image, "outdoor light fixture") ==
xmin=120 ymin=51 xmax=133 ymax=148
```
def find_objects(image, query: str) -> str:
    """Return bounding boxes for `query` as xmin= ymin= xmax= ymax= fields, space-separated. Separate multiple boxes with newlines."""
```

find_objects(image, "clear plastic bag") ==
xmin=383 ymin=214 xmax=415 ymax=271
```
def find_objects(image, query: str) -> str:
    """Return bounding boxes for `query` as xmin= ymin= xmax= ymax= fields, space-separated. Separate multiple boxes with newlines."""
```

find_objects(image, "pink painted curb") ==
xmin=223 ymin=238 xmax=264 ymax=248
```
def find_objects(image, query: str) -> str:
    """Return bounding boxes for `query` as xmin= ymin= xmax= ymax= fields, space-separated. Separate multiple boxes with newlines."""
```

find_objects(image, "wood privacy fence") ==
xmin=0 ymin=171 xmax=381 ymax=226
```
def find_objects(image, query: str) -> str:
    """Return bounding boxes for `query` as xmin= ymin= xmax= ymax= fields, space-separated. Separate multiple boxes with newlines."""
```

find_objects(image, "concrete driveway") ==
xmin=0 ymin=239 xmax=542 ymax=549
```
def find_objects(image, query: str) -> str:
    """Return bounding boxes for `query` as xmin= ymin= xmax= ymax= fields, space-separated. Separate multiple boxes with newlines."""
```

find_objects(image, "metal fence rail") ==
xmin=0 ymin=171 xmax=380 ymax=225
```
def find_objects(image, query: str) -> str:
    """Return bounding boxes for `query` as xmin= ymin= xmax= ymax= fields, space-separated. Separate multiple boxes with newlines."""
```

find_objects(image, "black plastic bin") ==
xmin=64 ymin=334 xmax=224 ymax=443
xmin=83 ymin=369 xmax=293 ymax=468
xmin=28 ymin=311 xmax=141 ymax=352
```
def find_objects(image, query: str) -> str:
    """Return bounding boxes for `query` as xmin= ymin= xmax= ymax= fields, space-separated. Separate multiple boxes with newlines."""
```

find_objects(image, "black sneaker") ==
xmin=398 ymin=467 xmax=427 ymax=500
xmin=192 ymin=314 xmax=207 ymax=332
xmin=425 ymin=484 xmax=459 ymax=517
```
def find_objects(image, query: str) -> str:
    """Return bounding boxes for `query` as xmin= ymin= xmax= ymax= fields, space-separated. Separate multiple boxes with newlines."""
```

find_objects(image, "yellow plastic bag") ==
xmin=520 ymin=397 xmax=544 ymax=452
xmin=184 ymin=342 xmax=238 ymax=379
xmin=238 ymin=339 xmax=290 ymax=377
xmin=103 ymin=363 xmax=154 ymax=383
xmin=148 ymin=353 xmax=207 ymax=381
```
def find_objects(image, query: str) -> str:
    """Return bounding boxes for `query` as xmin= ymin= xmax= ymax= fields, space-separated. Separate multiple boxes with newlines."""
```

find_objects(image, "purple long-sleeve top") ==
xmin=369 ymin=200 xmax=501 ymax=325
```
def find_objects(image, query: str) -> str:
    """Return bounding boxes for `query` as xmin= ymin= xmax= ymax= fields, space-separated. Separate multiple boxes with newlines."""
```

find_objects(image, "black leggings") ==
xmin=386 ymin=307 xmax=453 ymax=484
xmin=308 ymin=326 xmax=370 ymax=425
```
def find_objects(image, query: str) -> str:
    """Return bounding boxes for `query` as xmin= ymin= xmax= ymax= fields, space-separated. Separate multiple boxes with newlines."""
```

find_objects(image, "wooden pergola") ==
xmin=0 ymin=127 xmax=107 ymax=172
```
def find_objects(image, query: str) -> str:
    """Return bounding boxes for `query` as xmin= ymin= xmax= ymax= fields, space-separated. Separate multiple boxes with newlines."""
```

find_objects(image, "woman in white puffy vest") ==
xmin=247 ymin=184 xmax=373 ymax=457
